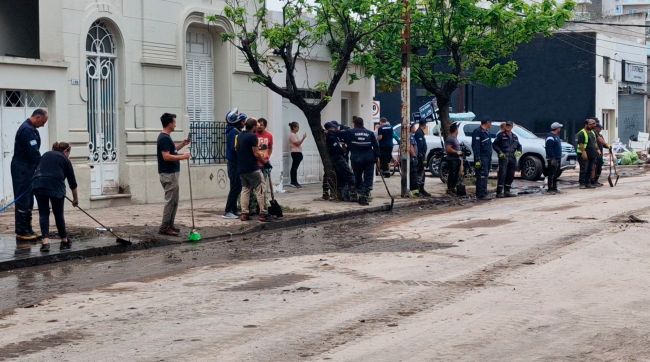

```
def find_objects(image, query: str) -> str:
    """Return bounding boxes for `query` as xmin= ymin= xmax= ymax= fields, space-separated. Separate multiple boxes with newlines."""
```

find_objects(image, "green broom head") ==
xmin=188 ymin=229 xmax=202 ymax=242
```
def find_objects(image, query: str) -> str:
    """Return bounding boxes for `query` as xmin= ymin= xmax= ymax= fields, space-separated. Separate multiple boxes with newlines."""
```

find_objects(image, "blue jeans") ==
xmin=225 ymin=161 xmax=241 ymax=214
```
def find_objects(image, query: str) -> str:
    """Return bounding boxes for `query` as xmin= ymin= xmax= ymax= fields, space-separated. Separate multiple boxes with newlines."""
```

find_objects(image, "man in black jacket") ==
xmin=325 ymin=121 xmax=355 ymax=201
xmin=345 ymin=117 xmax=380 ymax=206
xmin=11 ymin=108 xmax=48 ymax=242
xmin=545 ymin=122 xmax=563 ymax=194
xmin=492 ymin=121 xmax=522 ymax=198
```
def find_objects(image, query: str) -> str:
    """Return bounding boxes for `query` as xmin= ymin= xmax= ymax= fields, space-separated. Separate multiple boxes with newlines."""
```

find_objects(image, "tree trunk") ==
xmin=437 ymin=95 xmax=452 ymax=140
xmin=304 ymin=111 xmax=337 ymax=199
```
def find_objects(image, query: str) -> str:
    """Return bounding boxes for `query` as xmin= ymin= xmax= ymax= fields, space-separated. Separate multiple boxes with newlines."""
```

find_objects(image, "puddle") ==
xmin=444 ymin=219 xmax=512 ymax=229
xmin=0 ymin=330 xmax=86 ymax=360
xmin=224 ymin=273 xmax=313 ymax=291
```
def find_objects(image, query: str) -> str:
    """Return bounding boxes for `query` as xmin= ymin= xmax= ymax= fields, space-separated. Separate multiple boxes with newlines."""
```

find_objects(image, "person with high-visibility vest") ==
xmin=575 ymin=118 xmax=599 ymax=189
xmin=592 ymin=121 xmax=611 ymax=187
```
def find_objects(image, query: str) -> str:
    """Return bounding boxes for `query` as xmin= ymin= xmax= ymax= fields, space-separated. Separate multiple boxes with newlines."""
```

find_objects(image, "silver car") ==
xmin=394 ymin=120 xmax=577 ymax=180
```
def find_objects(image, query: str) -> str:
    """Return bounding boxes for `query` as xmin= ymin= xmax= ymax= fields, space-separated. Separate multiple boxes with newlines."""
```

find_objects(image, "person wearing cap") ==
xmin=377 ymin=117 xmax=394 ymax=178
xmin=345 ymin=116 xmax=380 ymax=205
xmin=592 ymin=121 xmax=611 ymax=187
xmin=492 ymin=120 xmax=522 ymax=198
xmin=408 ymin=122 xmax=419 ymax=194
xmin=445 ymin=122 xmax=463 ymax=195
xmin=325 ymin=121 xmax=356 ymax=201
xmin=576 ymin=118 xmax=598 ymax=189
xmin=415 ymin=119 xmax=431 ymax=196
xmin=546 ymin=122 xmax=563 ymax=194
xmin=223 ymin=108 xmax=247 ymax=219
xmin=472 ymin=119 xmax=493 ymax=200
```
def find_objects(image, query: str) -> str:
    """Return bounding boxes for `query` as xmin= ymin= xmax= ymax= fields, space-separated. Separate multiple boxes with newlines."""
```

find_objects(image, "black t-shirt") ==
xmin=378 ymin=124 xmax=394 ymax=147
xmin=445 ymin=136 xmax=460 ymax=159
xmin=157 ymin=132 xmax=180 ymax=174
xmin=237 ymin=131 xmax=260 ymax=174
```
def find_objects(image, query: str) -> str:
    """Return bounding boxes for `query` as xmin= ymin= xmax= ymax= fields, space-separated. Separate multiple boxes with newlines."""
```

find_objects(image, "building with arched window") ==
xmin=0 ymin=0 xmax=375 ymax=209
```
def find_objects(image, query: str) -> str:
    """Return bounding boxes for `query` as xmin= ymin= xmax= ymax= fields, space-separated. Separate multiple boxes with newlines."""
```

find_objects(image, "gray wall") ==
xmin=0 ymin=0 xmax=39 ymax=58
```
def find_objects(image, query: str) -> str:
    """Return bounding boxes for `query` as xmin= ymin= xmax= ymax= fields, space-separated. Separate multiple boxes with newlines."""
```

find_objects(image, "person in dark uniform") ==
xmin=32 ymin=142 xmax=78 ymax=252
xmin=576 ymin=118 xmax=598 ymax=189
xmin=346 ymin=116 xmax=380 ymax=206
xmin=471 ymin=119 xmax=493 ymax=200
xmin=545 ymin=122 xmax=563 ymax=194
xmin=377 ymin=117 xmax=394 ymax=178
xmin=592 ymin=122 xmax=611 ymax=187
xmin=325 ymin=121 xmax=356 ymax=201
xmin=223 ymin=108 xmax=247 ymax=219
xmin=408 ymin=123 xmax=419 ymax=194
xmin=492 ymin=120 xmax=522 ymax=198
xmin=445 ymin=122 xmax=463 ymax=195
xmin=415 ymin=119 xmax=430 ymax=196
xmin=12 ymin=108 xmax=48 ymax=242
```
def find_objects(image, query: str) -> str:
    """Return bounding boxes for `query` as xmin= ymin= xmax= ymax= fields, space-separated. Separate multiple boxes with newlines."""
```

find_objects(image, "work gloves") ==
xmin=474 ymin=161 xmax=481 ymax=169
xmin=514 ymin=151 xmax=522 ymax=159
xmin=498 ymin=152 xmax=506 ymax=159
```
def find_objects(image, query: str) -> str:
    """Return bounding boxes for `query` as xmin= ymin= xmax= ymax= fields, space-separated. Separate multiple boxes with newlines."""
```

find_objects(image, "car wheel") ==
xmin=438 ymin=159 xmax=449 ymax=184
xmin=428 ymin=154 xmax=442 ymax=177
xmin=520 ymin=156 xmax=543 ymax=181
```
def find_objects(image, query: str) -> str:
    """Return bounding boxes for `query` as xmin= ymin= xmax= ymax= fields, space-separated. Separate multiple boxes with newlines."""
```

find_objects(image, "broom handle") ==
xmin=65 ymin=195 xmax=120 ymax=239
xmin=187 ymin=158 xmax=195 ymax=230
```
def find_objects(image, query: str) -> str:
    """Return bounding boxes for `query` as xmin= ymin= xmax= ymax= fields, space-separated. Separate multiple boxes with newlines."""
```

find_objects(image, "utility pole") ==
xmin=400 ymin=0 xmax=411 ymax=198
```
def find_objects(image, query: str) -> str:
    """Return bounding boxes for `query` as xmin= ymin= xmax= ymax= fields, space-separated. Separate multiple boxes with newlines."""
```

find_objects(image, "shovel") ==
xmin=377 ymin=160 xmax=395 ymax=210
xmin=608 ymin=148 xmax=619 ymax=187
xmin=65 ymin=196 xmax=132 ymax=246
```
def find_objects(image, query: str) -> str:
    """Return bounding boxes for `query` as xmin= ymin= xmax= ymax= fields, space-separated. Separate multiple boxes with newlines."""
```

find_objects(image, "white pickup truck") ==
xmin=393 ymin=115 xmax=577 ymax=180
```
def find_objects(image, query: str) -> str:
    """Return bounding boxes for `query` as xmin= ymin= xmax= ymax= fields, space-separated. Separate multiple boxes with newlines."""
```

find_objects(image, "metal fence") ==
xmin=189 ymin=121 xmax=227 ymax=165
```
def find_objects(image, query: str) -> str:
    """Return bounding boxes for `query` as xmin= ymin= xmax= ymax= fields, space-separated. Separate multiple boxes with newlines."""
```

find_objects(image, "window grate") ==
xmin=189 ymin=121 xmax=227 ymax=165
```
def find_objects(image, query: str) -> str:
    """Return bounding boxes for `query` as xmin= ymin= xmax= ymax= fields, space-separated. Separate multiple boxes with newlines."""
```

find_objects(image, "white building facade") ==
xmin=0 ymin=0 xmax=374 ymax=208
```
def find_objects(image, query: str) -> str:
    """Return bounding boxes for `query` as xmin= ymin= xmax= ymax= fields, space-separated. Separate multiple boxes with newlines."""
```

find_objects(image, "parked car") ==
xmin=394 ymin=118 xmax=577 ymax=181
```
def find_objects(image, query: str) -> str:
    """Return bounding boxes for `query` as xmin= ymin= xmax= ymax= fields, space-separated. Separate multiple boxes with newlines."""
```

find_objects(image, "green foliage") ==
xmin=216 ymin=0 xmax=400 ymax=114
xmin=364 ymin=0 xmax=575 ymax=101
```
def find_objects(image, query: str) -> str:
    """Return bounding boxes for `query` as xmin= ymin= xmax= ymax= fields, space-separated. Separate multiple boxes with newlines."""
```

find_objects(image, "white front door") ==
xmin=0 ymin=90 xmax=49 ymax=207
xmin=86 ymin=20 xmax=119 ymax=196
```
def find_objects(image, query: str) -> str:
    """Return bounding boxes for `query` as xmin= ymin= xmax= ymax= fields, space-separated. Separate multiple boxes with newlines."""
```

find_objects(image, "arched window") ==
xmin=86 ymin=20 xmax=119 ymax=195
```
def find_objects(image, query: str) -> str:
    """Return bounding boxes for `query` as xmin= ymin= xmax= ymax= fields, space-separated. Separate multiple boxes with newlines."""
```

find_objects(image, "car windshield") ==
xmin=513 ymin=125 xmax=539 ymax=139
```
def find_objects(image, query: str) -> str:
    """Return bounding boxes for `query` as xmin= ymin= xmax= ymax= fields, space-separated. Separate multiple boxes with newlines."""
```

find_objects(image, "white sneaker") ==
xmin=222 ymin=212 xmax=239 ymax=219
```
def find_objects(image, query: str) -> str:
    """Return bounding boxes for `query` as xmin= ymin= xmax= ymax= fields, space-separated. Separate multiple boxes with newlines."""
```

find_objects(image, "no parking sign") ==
xmin=371 ymin=101 xmax=380 ymax=122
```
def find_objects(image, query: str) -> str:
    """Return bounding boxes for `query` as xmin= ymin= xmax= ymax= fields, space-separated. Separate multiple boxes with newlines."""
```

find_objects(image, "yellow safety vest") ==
xmin=576 ymin=129 xmax=594 ymax=155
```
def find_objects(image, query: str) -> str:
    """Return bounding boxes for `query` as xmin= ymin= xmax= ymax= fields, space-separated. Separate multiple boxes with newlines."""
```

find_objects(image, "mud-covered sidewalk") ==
xmin=0 ymin=175 xmax=453 ymax=270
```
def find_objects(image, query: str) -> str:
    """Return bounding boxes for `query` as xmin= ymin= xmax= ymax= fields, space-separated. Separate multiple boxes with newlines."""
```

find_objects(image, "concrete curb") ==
xmin=0 ymin=197 xmax=437 ymax=272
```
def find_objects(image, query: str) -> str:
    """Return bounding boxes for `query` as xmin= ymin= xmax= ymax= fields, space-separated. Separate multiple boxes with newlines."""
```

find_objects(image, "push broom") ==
xmin=186 ymin=157 xmax=201 ymax=242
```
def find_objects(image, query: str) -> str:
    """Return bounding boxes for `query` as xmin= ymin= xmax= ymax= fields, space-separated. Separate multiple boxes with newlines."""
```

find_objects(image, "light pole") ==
xmin=400 ymin=0 xmax=411 ymax=197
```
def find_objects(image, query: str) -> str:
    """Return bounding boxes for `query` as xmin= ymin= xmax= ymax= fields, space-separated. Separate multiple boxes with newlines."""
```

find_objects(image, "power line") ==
xmin=558 ymin=30 xmax=649 ymax=55
xmin=552 ymin=33 xmax=624 ymax=63
xmin=571 ymin=23 xmax=646 ymax=38
xmin=568 ymin=20 xmax=650 ymax=28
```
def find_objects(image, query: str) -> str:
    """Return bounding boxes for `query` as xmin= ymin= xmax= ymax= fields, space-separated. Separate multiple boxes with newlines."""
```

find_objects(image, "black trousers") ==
xmin=496 ymin=156 xmax=516 ymax=193
xmin=379 ymin=146 xmax=393 ymax=175
xmin=447 ymin=158 xmax=461 ymax=191
xmin=475 ymin=157 xmax=491 ymax=198
xmin=409 ymin=157 xmax=419 ymax=191
xmin=417 ymin=155 xmax=426 ymax=188
xmin=225 ymin=161 xmax=241 ymax=214
xmin=593 ymin=155 xmax=604 ymax=183
xmin=547 ymin=159 xmax=560 ymax=191
xmin=351 ymin=154 xmax=375 ymax=197
xmin=290 ymin=152 xmax=303 ymax=185
xmin=578 ymin=156 xmax=595 ymax=185
xmin=10 ymin=160 xmax=36 ymax=235
xmin=34 ymin=193 xmax=67 ymax=238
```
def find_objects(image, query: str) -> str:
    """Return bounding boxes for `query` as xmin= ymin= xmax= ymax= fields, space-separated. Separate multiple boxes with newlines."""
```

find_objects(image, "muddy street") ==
xmin=2 ymin=175 xmax=650 ymax=361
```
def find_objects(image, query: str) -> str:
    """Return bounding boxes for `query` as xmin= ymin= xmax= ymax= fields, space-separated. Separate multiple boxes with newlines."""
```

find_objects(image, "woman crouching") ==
xmin=32 ymin=142 xmax=78 ymax=252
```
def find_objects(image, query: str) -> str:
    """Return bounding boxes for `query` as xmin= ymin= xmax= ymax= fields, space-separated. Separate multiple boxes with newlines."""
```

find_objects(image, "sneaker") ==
xmin=158 ymin=227 xmax=179 ymax=237
xmin=169 ymin=225 xmax=180 ymax=232
xmin=419 ymin=189 xmax=432 ymax=197
xmin=446 ymin=189 xmax=456 ymax=196
xmin=40 ymin=243 xmax=50 ymax=252
xmin=358 ymin=197 xmax=369 ymax=206
xmin=60 ymin=239 xmax=72 ymax=250
xmin=579 ymin=185 xmax=587 ymax=189
xmin=258 ymin=214 xmax=270 ymax=222
xmin=222 ymin=212 xmax=239 ymax=219
xmin=505 ymin=192 xmax=518 ymax=198
xmin=291 ymin=183 xmax=302 ymax=188
xmin=477 ymin=195 xmax=493 ymax=201
xmin=240 ymin=213 xmax=250 ymax=221
xmin=496 ymin=193 xmax=505 ymax=199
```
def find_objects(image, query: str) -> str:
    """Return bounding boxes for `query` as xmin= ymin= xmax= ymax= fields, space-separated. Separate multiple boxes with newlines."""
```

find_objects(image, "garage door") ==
xmin=0 ymin=90 xmax=49 ymax=208
xmin=282 ymin=99 xmax=322 ymax=184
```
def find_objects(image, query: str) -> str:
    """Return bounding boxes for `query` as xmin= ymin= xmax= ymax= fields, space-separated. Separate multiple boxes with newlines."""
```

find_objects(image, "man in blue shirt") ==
xmin=472 ymin=119 xmax=493 ymax=200
xmin=12 ymin=108 xmax=48 ymax=242
xmin=377 ymin=117 xmax=394 ymax=178
xmin=545 ymin=122 xmax=563 ymax=194
xmin=492 ymin=120 xmax=522 ymax=198
xmin=223 ymin=108 xmax=247 ymax=219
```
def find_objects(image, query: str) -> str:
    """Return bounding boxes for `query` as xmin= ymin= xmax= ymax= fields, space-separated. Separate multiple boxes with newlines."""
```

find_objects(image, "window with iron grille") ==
xmin=186 ymin=27 xmax=225 ymax=164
